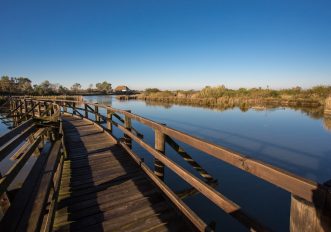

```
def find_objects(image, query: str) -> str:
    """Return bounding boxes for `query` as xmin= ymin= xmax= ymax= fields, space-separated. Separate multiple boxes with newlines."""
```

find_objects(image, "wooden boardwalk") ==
xmin=1 ymin=97 xmax=331 ymax=232
xmin=53 ymin=115 xmax=192 ymax=232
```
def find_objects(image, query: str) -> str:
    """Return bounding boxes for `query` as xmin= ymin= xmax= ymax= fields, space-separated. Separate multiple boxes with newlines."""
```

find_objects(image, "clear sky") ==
xmin=0 ymin=0 xmax=330 ymax=90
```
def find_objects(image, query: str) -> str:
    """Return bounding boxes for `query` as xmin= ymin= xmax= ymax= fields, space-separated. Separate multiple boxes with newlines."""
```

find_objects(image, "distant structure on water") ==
xmin=114 ymin=85 xmax=131 ymax=93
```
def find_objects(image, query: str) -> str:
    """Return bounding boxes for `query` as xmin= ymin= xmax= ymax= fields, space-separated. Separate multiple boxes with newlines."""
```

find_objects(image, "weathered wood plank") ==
xmin=0 ymin=124 xmax=36 ymax=162
xmin=17 ymin=140 xmax=62 ymax=232
xmin=53 ymin=115 xmax=194 ymax=232
xmin=0 ymin=118 xmax=33 ymax=145
xmin=0 ymin=142 xmax=52 ymax=232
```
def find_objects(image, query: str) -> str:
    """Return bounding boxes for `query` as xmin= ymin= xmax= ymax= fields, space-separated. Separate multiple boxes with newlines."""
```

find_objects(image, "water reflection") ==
xmin=324 ymin=116 xmax=331 ymax=131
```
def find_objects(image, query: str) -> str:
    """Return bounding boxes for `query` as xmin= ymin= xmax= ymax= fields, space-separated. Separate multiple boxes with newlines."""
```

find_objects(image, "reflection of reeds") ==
xmin=324 ymin=96 xmax=331 ymax=116
xmin=137 ymin=95 xmax=321 ymax=109
xmin=323 ymin=116 xmax=331 ymax=131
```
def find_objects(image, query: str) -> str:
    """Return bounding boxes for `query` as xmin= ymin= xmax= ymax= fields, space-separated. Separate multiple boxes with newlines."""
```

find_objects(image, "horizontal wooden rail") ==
xmin=0 ymin=124 xmax=36 ymax=162
xmin=7 ymin=97 xmax=331 ymax=231
xmin=52 ymin=100 xmax=330 ymax=203
xmin=0 ymin=131 xmax=44 ymax=197
xmin=113 ymin=120 xmax=270 ymax=231
xmin=0 ymin=118 xmax=33 ymax=145
xmin=119 ymin=141 xmax=211 ymax=232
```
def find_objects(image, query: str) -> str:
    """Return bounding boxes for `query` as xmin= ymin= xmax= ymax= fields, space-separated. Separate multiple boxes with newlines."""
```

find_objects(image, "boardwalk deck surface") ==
xmin=53 ymin=115 xmax=192 ymax=232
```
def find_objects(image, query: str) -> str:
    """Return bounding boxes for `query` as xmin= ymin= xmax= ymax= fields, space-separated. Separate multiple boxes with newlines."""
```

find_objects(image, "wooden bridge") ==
xmin=0 ymin=97 xmax=330 ymax=232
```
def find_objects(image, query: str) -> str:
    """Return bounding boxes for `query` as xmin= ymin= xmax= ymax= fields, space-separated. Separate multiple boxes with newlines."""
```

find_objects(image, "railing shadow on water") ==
xmin=4 ymin=97 xmax=331 ymax=232
xmin=156 ymin=117 xmax=331 ymax=181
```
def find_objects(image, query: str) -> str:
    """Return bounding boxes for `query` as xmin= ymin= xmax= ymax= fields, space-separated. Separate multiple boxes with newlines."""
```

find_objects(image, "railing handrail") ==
xmin=32 ymin=99 xmax=329 ymax=203
xmin=6 ymin=97 xmax=331 ymax=231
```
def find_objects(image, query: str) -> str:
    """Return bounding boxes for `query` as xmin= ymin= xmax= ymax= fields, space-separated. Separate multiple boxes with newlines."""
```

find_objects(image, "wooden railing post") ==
xmin=23 ymin=99 xmax=28 ymax=120
xmin=72 ymin=102 xmax=76 ymax=115
xmin=290 ymin=183 xmax=331 ymax=232
xmin=154 ymin=128 xmax=165 ymax=181
xmin=124 ymin=110 xmax=132 ymax=148
xmin=31 ymin=101 xmax=35 ymax=117
xmin=19 ymin=99 xmax=23 ymax=117
xmin=13 ymin=100 xmax=18 ymax=126
xmin=0 ymin=174 xmax=10 ymax=221
xmin=95 ymin=103 xmax=99 ymax=122
xmin=107 ymin=108 xmax=113 ymax=133
xmin=37 ymin=102 xmax=41 ymax=117
xmin=63 ymin=102 xmax=67 ymax=113
xmin=84 ymin=104 xmax=88 ymax=119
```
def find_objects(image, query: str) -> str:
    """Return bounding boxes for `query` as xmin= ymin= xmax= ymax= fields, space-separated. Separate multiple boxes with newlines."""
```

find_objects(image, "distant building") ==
xmin=114 ymin=85 xmax=130 ymax=93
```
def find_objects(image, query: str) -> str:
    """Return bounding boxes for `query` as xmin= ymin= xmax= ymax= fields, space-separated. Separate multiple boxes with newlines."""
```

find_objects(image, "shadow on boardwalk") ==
xmin=53 ymin=115 xmax=192 ymax=231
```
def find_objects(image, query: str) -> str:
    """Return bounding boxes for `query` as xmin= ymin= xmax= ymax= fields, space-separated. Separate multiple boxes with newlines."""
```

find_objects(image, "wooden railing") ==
xmin=0 ymin=97 xmax=65 ymax=231
xmin=2 ymin=97 xmax=331 ymax=231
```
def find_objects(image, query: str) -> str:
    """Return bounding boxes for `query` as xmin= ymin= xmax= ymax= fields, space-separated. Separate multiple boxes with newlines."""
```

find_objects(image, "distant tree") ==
xmin=0 ymin=76 xmax=15 ymax=93
xmin=96 ymin=81 xmax=112 ymax=93
xmin=58 ymin=85 xmax=69 ymax=95
xmin=15 ymin=77 xmax=33 ymax=94
xmin=87 ymin=84 xmax=94 ymax=93
xmin=71 ymin=83 xmax=82 ymax=93
xmin=32 ymin=80 xmax=53 ymax=95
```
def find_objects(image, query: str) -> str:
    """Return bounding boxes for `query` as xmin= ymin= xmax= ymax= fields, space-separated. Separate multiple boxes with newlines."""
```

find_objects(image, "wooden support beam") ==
xmin=119 ymin=141 xmax=211 ymax=232
xmin=124 ymin=110 xmax=132 ymax=148
xmin=0 ymin=124 xmax=36 ymax=162
xmin=94 ymin=103 xmax=99 ymax=122
xmin=0 ymin=135 xmax=42 ymax=197
xmin=290 ymin=182 xmax=331 ymax=232
xmin=106 ymin=108 xmax=112 ymax=132
xmin=84 ymin=104 xmax=88 ymax=119
xmin=0 ymin=118 xmax=33 ymax=146
xmin=115 ymin=123 xmax=269 ymax=232
xmin=154 ymin=128 xmax=165 ymax=181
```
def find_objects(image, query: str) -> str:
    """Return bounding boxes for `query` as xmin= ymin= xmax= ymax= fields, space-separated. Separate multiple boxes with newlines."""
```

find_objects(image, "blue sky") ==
xmin=0 ymin=0 xmax=330 ymax=90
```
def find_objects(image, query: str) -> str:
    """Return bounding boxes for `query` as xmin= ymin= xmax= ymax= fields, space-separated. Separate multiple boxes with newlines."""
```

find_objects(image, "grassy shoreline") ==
xmin=136 ymin=85 xmax=331 ymax=109
xmin=137 ymin=95 xmax=322 ymax=108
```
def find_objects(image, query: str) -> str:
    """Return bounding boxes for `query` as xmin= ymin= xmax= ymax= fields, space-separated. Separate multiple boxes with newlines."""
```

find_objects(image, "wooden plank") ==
xmin=52 ymin=114 xmax=194 ymax=231
xmin=0 ymin=118 xmax=33 ymax=145
xmin=104 ymin=105 xmax=328 ymax=203
xmin=120 ymin=141 xmax=209 ymax=232
xmin=0 ymin=124 xmax=36 ymax=162
xmin=0 ymin=139 xmax=52 ymax=232
xmin=0 ymin=135 xmax=42 ymax=197
xmin=116 ymin=123 xmax=269 ymax=232
xmin=17 ymin=140 xmax=62 ymax=232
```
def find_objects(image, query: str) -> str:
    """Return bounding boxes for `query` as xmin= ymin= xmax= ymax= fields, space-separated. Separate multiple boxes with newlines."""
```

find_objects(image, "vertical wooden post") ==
xmin=24 ymin=99 xmax=27 ymax=115
xmin=84 ymin=104 xmax=88 ymax=119
xmin=31 ymin=101 xmax=35 ymax=117
xmin=13 ymin=100 xmax=18 ymax=127
xmin=290 ymin=184 xmax=331 ymax=232
xmin=107 ymin=108 xmax=113 ymax=133
xmin=19 ymin=99 xmax=23 ymax=117
xmin=37 ymin=102 xmax=41 ymax=117
xmin=95 ymin=103 xmax=99 ymax=122
xmin=63 ymin=102 xmax=67 ymax=113
xmin=72 ymin=102 xmax=76 ymax=115
xmin=154 ymin=128 xmax=165 ymax=181
xmin=0 ymin=174 xmax=10 ymax=221
xmin=124 ymin=110 xmax=132 ymax=148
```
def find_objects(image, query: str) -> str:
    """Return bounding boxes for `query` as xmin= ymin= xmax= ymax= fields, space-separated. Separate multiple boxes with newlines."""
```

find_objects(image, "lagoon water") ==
xmin=2 ymin=96 xmax=331 ymax=231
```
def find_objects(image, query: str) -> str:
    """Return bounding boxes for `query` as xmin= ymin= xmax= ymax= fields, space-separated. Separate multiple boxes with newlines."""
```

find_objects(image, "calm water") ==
xmin=2 ymin=96 xmax=331 ymax=231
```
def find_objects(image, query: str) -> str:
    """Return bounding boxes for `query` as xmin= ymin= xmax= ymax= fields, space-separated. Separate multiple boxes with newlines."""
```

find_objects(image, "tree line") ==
xmin=0 ymin=76 xmax=112 ymax=95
